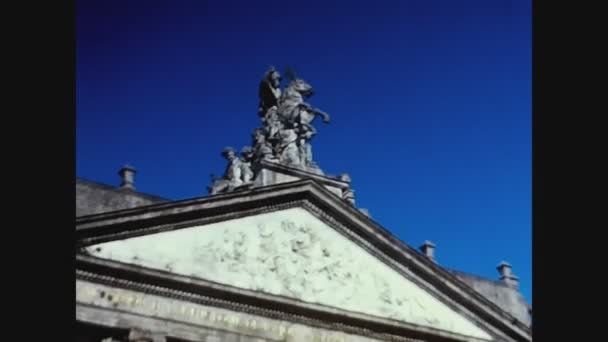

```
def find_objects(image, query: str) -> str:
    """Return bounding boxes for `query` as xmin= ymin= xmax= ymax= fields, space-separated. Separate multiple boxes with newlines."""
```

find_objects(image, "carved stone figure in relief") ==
xmin=230 ymin=231 xmax=248 ymax=261
xmin=208 ymin=147 xmax=244 ymax=195
xmin=281 ymin=220 xmax=298 ymax=233
xmin=375 ymin=277 xmax=393 ymax=305
xmin=257 ymin=223 xmax=276 ymax=256
xmin=271 ymin=254 xmax=295 ymax=295
xmin=192 ymin=239 xmax=219 ymax=275
xmin=289 ymin=224 xmax=314 ymax=255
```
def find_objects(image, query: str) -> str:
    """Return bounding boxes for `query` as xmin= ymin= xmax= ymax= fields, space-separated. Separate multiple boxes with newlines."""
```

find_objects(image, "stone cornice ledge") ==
xmin=254 ymin=159 xmax=351 ymax=189
xmin=76 ymin=179 xmax=321 ymax=230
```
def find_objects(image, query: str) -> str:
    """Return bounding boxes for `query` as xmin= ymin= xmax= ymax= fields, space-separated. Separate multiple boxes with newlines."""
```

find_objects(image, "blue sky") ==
xmin=77 ymin=0 xmax=531 ymax=301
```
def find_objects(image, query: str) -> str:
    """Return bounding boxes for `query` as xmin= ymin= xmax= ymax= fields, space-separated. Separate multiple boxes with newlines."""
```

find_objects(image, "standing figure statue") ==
xmin=277 ymin=128 xmax=301 ymax=166
xmin=208 ymin=147 xmax=245 ymax=195
xmin=297 ymin=123 xmax=317 ymax=167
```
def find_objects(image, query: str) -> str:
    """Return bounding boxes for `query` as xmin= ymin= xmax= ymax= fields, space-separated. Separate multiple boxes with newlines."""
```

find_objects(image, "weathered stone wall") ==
xmin=76 ymin=179 xmax=168 ymax=217
xmin=449 ymin=270 xmax=530 ymax=326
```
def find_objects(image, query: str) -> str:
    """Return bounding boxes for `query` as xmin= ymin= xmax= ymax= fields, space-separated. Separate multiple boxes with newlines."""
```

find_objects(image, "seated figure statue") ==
xmin=208 ymin=147 xmax=245 ymax=195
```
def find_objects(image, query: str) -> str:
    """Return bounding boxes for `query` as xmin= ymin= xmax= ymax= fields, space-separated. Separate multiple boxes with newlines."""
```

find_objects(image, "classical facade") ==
xmin=76 ymin=68 xmax=531 ymax=342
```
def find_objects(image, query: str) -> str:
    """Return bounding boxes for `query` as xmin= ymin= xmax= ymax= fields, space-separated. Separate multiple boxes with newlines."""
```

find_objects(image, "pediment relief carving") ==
xmin=85 ymin=208 xmax=492 ymax=340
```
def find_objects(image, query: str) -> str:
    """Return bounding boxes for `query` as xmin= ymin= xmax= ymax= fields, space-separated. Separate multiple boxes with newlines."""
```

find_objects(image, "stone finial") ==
xmin=497 ymin=261 xmax=520 ymax=288
xmin=419 ymin=240 xmax=436 ymax=262
xmin=118 ymin=164 xmax=137 ymax=190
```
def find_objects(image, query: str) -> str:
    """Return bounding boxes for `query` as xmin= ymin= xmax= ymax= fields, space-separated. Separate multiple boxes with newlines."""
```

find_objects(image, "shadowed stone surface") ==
xmin=76 ymin=178 xmax=169 ymax=217
xmin=448 ymin=270 xmax=531 ymax=327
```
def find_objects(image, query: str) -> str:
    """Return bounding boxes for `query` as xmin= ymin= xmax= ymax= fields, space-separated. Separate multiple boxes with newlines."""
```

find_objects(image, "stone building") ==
xmin=76 ymin=68 xmax=531 ymax=342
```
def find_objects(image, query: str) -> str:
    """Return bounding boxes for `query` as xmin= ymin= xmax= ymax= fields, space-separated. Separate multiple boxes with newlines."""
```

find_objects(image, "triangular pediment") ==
xmin=82 ymin=205 xmax=493 ymax=341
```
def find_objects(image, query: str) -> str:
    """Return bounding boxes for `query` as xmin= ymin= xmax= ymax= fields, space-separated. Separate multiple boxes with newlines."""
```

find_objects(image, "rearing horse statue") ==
xmin=277 ymin=68 xmax=330 ymax=130
xmin=272 ymin=68 xmax=330 ymax=169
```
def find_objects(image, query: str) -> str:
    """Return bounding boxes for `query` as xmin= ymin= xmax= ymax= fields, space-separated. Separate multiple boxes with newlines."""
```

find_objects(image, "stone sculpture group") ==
xmin=208 ymin=67 xmax=332 ymax=195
